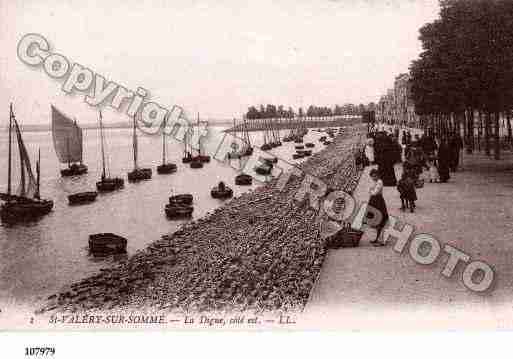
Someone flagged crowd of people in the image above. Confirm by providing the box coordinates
[361,125,464,246]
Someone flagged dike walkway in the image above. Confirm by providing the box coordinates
[303,150,513,330]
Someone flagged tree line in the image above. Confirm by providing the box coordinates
[409,0,513,159]
[245,103,374,120]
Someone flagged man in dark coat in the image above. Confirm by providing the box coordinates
[438,139,451,183]
[449,133,463,171]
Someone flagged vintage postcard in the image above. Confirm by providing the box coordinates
[1,0,513,356]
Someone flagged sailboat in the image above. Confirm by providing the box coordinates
[190,113,210,168]
[51,105,88,176]
[127,114,152,182]
[0,104,53,222]
[182,124,193,163]
[156,118,177,174]
[96,110,124,192]
[241,118,254,156]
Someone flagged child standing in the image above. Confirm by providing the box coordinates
[427,157,440,183]
[397,170,417,212]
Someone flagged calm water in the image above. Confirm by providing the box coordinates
[0,126,327,308]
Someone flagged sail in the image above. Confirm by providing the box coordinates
[51,105,83,164]
[13,117,37,198]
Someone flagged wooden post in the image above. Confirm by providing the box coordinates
[485,111,491,156]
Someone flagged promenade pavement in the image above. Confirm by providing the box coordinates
[303,150,513,329]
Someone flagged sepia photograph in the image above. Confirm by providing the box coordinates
[1,0,513,356]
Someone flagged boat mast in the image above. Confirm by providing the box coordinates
[132,114,138,169]
[35,148,40,199]
[197,112,201,155]
[162,118,166,165]
[66,137,71,168]
[7,104,12,197]
[99,110,106,180]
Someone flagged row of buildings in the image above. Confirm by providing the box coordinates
[375,73,420,128]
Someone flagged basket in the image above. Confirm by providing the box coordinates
[415,178,425,188]
[327,223,364,249]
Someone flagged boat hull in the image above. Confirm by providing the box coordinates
[96,178,124,192]
[235,174,252,186]
[89,233,127,255]
[190,160,203,169]
[68,191,98,205]
[211,186,233,199]
[169,194,193,206]
[127,168,152,182]
[157,163,177,174]
[61,163,88,177]
[165,204,194,219]
[0,199,53,222]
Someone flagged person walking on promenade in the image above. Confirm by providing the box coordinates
[368,169,389,246]
[364,137,375,165]
[437,138,451,183]
[397,170,417,212]
[379,139,398,186]
[449,132,463,171]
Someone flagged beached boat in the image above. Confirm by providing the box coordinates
[211,182,233,199]
[295,145,305,150]
[127,114,152,182]
[293,152,305,160]
[89,233,127,255]
[68,191,98,205]
[305,142,315,148]
[169,194,193,206]
[51,105,88,177]
[0,104,53,222]
[255,163,272,175]
[96,111,124,192]
[235,173,252,186]
[165,204,194,219]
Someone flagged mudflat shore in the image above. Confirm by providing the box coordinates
[39,124,367,315]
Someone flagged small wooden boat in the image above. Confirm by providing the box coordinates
[263,157,278,165]
[169,194,193,205]
[293,152,305,160]
[165,204,194,219]
[61,163,88,177]
[190,159,203,168]
[68,191,98,205]
[1,105,54,222]
[255,163,272,175]
[303,150,312,156]
[97,177,124,192]
[295,145,305,150]
[89,233,127,255]
[260,143,272,151]
[157,163,177,174]
[128,168,152,182]
[211,182,233,199]
[305,143,315,148]
[194,154,211,163]
[51,105,88,177]
[127,114,152,182]
[96,111,124,192]
[235,173,252,186]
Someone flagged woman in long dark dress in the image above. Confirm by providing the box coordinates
[368,169,389,246]
[379,142,398,186]
[438,139,451,183]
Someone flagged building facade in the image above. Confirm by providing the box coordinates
[376,73,419,127]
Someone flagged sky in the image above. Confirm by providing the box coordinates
[0,0,440,124]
